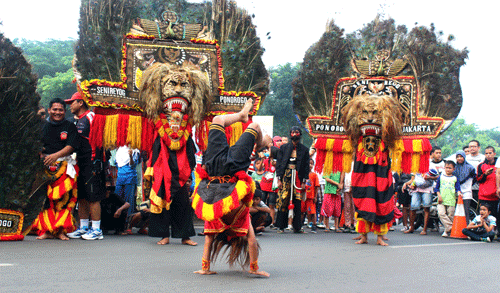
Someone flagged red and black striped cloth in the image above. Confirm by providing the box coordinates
[351,148,394,225]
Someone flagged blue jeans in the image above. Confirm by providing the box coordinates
[410,192,432,210]
[462,228,495,241]
[115,183,136,217]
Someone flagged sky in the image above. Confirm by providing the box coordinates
[0,0,498,129]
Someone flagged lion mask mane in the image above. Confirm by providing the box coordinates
[138,63,211,124]
[342,93,403,150]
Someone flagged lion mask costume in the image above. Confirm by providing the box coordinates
[341,92,404,232]
[139,63,212,128]
[342,92,403,153]
[138,62,212,214]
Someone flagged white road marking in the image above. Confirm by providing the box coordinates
[390,241,484,249]
[0,263,15,267]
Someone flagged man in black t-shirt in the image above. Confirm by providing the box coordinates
[65,92,106,241]
[33,98,80,240]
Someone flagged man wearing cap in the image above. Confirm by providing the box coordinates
[66,92,107,240]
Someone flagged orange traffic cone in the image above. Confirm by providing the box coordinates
[450,195,468,239]
[339,210,345,228]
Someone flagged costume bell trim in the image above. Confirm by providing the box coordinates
[191,166,255,222]
[314,137,431,175]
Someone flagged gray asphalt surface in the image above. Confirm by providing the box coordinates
[1,224,496,292]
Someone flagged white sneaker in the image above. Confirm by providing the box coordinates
[67,227,89,239]
[285,225,292,231]
[441,231,449,238]
[82,228,104,240]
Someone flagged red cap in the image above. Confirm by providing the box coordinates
[64,92,83,104]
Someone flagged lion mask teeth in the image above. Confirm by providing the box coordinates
[360,124,381,137]
[163,97,189,113]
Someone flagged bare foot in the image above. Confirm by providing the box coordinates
[355,234,368,244]
[249,270,270,277]
[404,229,414,234]
[420,230,427,235]
[255,135,273,153]
[55,231,69,241]
[377,236,389,246]
[157,237,169,245]
[194,270,217,275]
[352,235,362,240]
[382,235,389,241]
[182,238,198,246]
[240,98,254,122]
[36,232,54,240]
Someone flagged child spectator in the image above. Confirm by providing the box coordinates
[303,159,320,233]
[250,189,272,236]
[260,147,278,227]
[453,150,476,223]
[395,172,412,232]
[462,203,496,242]
[100,186,129,235]
[251,157,266,183]
[342,163,355,233]
[435,161,462,237]
[113,144,140,232]
[321,170,344,232]
[405,170,437,235]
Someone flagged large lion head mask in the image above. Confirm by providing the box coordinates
[138,63,211,125]
[342,93,403,151]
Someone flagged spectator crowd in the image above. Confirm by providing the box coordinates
[35,96,499,244]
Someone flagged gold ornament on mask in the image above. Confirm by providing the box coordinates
[362,135,381,157]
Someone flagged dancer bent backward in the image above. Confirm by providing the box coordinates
[192,99,270,277]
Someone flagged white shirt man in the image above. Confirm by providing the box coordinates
[466,140,485,194]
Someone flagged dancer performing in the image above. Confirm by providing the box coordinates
[139,63,208,246]
[192,99,270,277]
[275,126,310,233]
[342,93,403,246]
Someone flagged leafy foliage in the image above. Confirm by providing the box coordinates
[431,118,500,158]
[0,33,43,209]
[12,39,75,78]
[13,39,76,107]
[38,68,76,107]
[258,63,298,136]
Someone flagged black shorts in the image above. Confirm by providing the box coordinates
[398,190,411,207]
[77,161,106,202]
[203,124,257,176]
[264,191,278,206]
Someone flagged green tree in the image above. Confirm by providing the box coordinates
[13,39,75,78]
[37,68,76,107]
[431,118,500,158]
[14,39,76,107]
[257,63,311,145]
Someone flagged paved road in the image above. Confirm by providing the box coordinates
[1,225,495,292]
